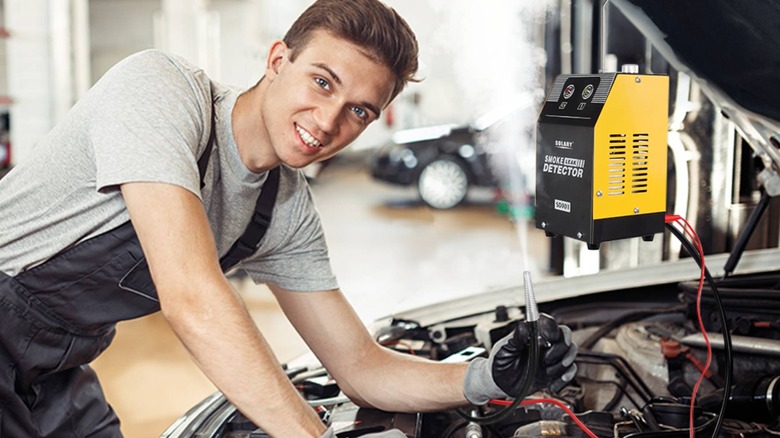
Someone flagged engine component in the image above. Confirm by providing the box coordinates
[699,375,780,423]
[328,404,420,437]
[474,305,519,351]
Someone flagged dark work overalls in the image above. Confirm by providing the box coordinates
[0,135,280,437]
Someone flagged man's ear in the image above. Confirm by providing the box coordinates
[265,40,288,80]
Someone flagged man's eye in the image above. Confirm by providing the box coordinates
[352,106,367,120]
[315,77,330,90]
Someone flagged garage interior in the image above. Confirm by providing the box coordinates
[3,0,780,437]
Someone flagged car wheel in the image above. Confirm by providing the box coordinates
[417,157,469,209]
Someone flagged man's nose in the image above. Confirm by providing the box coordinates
[315,101,341,135]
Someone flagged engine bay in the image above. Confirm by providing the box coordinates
[166,271,780,438]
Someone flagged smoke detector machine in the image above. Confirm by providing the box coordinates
[535,70,669,250]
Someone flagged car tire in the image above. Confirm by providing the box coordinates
[417,157,469,209]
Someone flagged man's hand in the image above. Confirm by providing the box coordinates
[463,314,577,405]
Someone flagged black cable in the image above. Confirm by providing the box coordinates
[602,377,630,413]
[456,320,540,425]
[485,424,503,437]
[576,376,643,410]
[722,187,771,279]
[665,223,732,438]
[621,412,718,437]
[579,305,687,350]
[576,351,655,402]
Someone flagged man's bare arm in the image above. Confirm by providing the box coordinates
[121,182,325,437]
[270,285,470,412]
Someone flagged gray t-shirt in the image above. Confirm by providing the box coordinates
[0,49,338,292]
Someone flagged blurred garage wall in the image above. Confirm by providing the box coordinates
[1,0,543,166]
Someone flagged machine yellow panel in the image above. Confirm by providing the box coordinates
[592,74,668,220]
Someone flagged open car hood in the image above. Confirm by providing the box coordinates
[614,0,780,122]
[612,0,780,190]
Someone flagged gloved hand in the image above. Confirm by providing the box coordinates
[320,426,407,437]
[463,314,577,405]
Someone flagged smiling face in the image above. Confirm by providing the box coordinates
[236,30,396,172]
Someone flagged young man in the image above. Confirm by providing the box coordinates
[0,0,576,436]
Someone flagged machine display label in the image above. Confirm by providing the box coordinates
[542,154,585,178]
[554,199,572,212]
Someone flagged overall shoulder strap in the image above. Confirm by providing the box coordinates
[197,101,216,188]
[219,166,281,272]
[197,139,214,188]
[197,89,281,272]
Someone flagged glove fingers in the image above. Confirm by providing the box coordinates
[513,320,530,344]
[549,363,578,394]
[560,324,572,345]
[548,378,566,394]
[490,333,514,356]
[544,344,577,379]
[548,363,577,394]
[543,325,572,364]
[561,341,577,367]
[537,315,562,344]
[561,363,578,382]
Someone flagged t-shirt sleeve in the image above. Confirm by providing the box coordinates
[87,50,211,197]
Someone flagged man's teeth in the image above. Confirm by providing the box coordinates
[296,125,322,148]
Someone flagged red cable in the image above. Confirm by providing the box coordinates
[684,352,713,378]
[489,398,599,438]
[666,215,712,438]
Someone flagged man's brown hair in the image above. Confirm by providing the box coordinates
[283,0,420,102]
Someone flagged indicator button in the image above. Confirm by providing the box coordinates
[563,84,576,99]
[582,84,594,99]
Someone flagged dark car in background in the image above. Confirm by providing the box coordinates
[369,95,538,210]
[369,121,498,209]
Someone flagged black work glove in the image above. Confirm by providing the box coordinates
[463,314,577,405]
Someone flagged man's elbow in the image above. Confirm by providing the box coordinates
[338,380,389,410]
[341,387,375,409]
[332,346,397,411]
[156,275,229,333]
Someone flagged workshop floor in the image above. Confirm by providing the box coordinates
[91,154,551,437]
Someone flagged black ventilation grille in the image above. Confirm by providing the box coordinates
[631,133,650,194]
[608,134,627,196]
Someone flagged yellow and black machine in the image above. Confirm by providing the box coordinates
[535,70,669,250]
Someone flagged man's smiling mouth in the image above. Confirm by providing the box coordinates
[295,124,323,148]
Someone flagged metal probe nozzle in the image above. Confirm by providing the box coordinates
[523,271,540,322]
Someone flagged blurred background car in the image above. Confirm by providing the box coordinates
[369,122,497,209]
[368,97,537,210]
